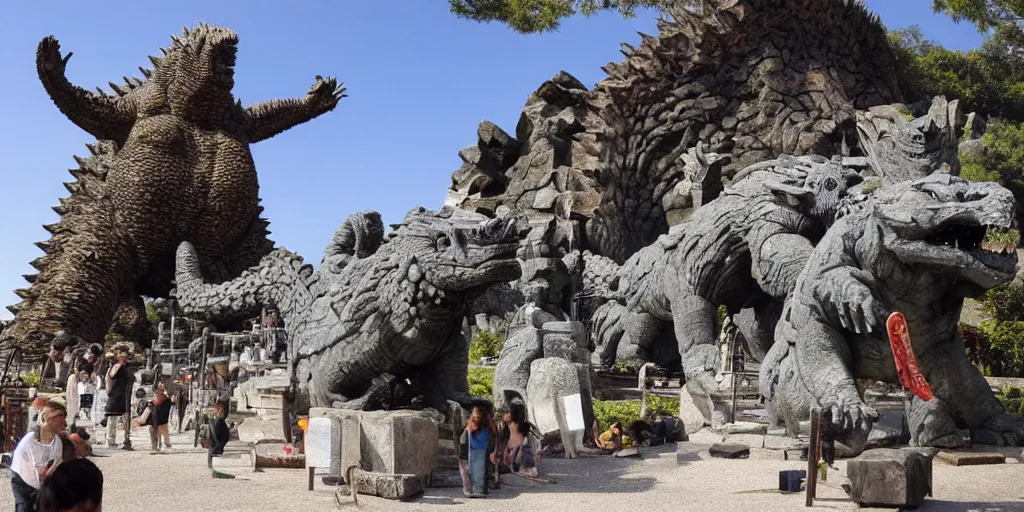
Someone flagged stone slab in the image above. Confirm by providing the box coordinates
[345,471,426,500]
[708,443,750,459]
[677,385,707,436]
[614,447,641,458]
[935,450,1006,466]
[848,448,931,508]
[309,408,441,478]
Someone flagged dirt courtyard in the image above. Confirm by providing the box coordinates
[2,429,1022,512]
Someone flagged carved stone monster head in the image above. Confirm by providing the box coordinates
[159,24,240,111]
[871,173,1019,290]
[390,206,525,298]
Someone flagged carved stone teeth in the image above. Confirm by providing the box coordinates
[404,280,416,295]
[408,306,417,317]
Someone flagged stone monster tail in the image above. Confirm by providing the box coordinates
[1,142,135,358]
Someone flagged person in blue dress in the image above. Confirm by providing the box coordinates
[458,405,497,498]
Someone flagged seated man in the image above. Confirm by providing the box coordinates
[37,458,103,512]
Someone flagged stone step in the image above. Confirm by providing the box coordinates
[429,469,463,488]
[438,444,455,456]
[438,438,455,451]
[437,454,459,468]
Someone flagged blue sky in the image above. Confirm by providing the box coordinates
[0,0,988,318]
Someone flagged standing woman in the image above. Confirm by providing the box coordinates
[10,400,66,512]
[458,405,497,498]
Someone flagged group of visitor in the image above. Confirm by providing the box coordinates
[458,399,539,498]
[10,398,104,512]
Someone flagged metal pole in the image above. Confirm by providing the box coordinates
[729,328,740,424]
[169,315,176,382]
[193,330,208,448]
[805,408,820,507]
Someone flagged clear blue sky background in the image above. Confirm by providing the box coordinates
[0,0,987,318]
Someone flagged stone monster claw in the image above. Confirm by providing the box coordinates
[886,312,934,402]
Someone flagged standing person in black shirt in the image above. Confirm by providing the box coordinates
[104,346,134,450]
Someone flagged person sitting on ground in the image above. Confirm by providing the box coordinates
[593,421,635,451]
[491,400,538,478]
[37,457,103,512]
[10,400,67,512]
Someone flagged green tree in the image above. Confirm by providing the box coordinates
[889,26,1024,120]
[449,0,670,33]
[960,118,1024,222]
[933,0,1024,47]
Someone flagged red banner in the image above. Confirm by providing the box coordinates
[886,312,934,401]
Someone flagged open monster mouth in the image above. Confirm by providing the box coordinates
[212,45,237,77]
[924,224,1019,271]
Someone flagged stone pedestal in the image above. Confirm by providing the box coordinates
[307,408,443,499]
[847,448,932,508]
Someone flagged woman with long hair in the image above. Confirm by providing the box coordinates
[458,405,497,498]
[491,399,539,477]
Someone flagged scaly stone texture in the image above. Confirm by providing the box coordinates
[448,0,901,268]
[588,156,861,421]
[761,173,1024,455]
[2,24,345,360]
[173,207,524,414]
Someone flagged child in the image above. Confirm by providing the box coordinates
[491,400,538,477]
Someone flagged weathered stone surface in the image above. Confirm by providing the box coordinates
[526,357,593,453]
[590,155,861,425]
[3,24,348,359]
[761,174,1024,454]
[346,471,425,501]
[935,450,1007,466]
[708,443,750,459]
[847,448,931,508]
[309,408,442,478]
[677,385,708,436]
[252,441,305,469]
[175,208,524,413]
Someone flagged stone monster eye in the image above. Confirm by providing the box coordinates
[436,235,451,251]
[823,178,838,192]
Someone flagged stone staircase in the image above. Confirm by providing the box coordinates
[429,407,463,488]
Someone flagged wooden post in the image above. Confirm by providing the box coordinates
[729,331,740,424]
[307,466,316,491]
[806,408,820,507]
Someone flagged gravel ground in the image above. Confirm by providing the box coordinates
[2,430,1023,512]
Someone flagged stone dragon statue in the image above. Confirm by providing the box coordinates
[761,173,1024,453]
[1,24,345,359]
[589,155,862,418]
[173,207,524,414]
[448,0,904,265]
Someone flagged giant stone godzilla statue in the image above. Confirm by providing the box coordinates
[589,156,861,419]
[761,174,1024,453]
[173,207,524,414]
[1,24,345,359]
